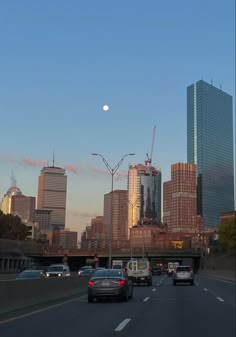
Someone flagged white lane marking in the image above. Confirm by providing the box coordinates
[114,318,131,332]
[143,297,150,302]
[0,295,85,325]
[156,284,160,286]
[217,297,224,302]
[152,288,156,291]
[203,288,208,291]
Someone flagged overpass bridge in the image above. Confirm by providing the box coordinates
[40,247,202,272]
[0,238,202,273]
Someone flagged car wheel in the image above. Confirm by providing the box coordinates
[148,281,152,286]
[88,296,94,303]
[123,290,129,302]
[191,280,194,286]
[173,281,176,286]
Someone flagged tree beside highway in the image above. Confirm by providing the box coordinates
[0,210,30,240]
[218,215,236,252]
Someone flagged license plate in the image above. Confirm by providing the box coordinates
[102,281,109,286]
[141,277,145,280]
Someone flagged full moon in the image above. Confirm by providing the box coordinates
[103,105,109,111]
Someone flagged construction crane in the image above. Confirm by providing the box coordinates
[145,125,156,166]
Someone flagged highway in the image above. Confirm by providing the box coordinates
[0,274,235,337]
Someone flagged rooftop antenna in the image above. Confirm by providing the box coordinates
[220,84,222,90]
[52,151,55,167]
[211,79,213,85]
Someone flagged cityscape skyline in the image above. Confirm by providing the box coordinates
[0,1,235,235]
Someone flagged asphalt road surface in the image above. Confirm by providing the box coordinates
[0,274,235,337]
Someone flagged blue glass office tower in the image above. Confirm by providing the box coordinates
[187,80,234,228]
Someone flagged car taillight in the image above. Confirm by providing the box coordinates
[88,280,94,286]
[125,268,128,273]
[118,280,125,285]
[148,269,151,273]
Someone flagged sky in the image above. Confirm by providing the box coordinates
[0,0,235,237]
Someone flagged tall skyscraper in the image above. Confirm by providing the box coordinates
[104,190,128,241]
[163,163,198,232]
[127,163,162,230]
[187,80,234,228]
[37,166,67,229]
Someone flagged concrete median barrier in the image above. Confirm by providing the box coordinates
[0,276,90,315]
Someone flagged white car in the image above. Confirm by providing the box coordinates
[173,265,194,285]
[46,264,70,277]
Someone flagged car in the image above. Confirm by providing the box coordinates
[16,269,46,280]
[78,266,93,275]
[78,268,95,276]
[152,267,162,275]
[173,265,194,285]
[87,268,133,303]
[46,264,70,277]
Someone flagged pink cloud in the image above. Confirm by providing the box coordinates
[64,165,80,174]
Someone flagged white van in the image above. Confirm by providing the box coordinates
[126,259,152,286]
[168,262,179,276]
[46,264,70,277]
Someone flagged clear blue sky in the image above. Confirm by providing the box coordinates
[0,0,235,236]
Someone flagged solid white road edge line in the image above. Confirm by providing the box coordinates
[114,318,131,332]
[203,288,208,291]
[0,295,85,325]
[152,288,156,291]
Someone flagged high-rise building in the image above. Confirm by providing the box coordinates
[52,229,78,249]
[11,195,36,223]
[91,216,104,239]
[163,163,198,232]
[1,186,22,214]
[187,80,234,228]
[37,166,67,229]
[104,190,128,241]
[127,164,162,230]
[34,209,52,231]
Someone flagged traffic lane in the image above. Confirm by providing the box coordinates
[0,281,157,337]
[195,274,236,307]
[118,275,235,337]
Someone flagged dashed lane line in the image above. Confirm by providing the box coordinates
[152,288,156,291]
[114,319,131,332]
[143,297,150,302]
[217,297,224,302]
[203,288,208,291]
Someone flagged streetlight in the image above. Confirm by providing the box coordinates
[91,152,135,268]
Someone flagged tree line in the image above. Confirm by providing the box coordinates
[217,215,236,252]
[0,210,30,240]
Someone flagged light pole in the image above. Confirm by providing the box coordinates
[91,152,135,268]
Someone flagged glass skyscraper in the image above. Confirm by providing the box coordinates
[187,80,234,228]
[127,163,162,230]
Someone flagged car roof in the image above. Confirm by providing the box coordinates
[21,269,44,272]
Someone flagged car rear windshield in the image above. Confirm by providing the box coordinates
[176,266,191,272]
[93,270,123,278]
[48,266,64,272]
[127,261,148,270]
